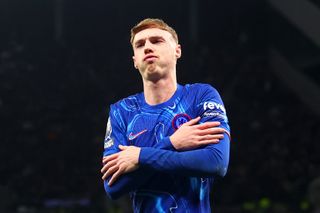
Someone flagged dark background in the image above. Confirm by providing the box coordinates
[0,0,320,212]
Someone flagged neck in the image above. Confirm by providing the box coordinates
[143,77,177,105]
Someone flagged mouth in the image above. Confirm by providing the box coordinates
[143,55,158,61]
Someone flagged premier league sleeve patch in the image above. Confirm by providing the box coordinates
[172,113,191,130]
[104,117,114,149]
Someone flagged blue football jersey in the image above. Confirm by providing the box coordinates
[103,83,230,213]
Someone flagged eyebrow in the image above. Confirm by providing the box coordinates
[134,36,165,47]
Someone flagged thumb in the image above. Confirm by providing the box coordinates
[118,145,127,150]
[184,116,201,126]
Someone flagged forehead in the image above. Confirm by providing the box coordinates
[133,28,173,43]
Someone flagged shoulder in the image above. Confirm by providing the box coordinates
[183,83,220,97]
[110,93,142,113]
[184,83,218,91]
[108,93,142,129]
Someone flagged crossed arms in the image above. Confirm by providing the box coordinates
[101,116,230,199]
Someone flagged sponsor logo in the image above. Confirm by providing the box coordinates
[203,112,221,117]
[172,113,191,130]
[203,101,226,113]
[203,112,227,120]
[128,129,148,140]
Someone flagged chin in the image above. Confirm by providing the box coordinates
[141,64,165,81]
[146,71,163,82]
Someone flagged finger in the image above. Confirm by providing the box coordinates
[210,127,226,134]
[106,159,118,169]
[199,139,220,145]
[101,159,117,173]
[199,128,225,136]
[103,154,117,164]
[101,164,107,174]
[101,162,114,176]
[102,153,118,164]
[102,165,118,180]
[105,165,119,179]
[209,134,224,139]
[214,134,224,139]
[197,121,221,130]
[102,157,108,164]
[102,171,109,180]
[200,134,223,141]
[118,145,127,151]
[183,116,201,126]
[108,167,124,186]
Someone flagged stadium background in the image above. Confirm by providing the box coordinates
[0,0,319,212]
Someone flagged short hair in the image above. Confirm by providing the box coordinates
[130,18,179,45]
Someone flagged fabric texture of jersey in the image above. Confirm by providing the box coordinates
[103,83,230,213]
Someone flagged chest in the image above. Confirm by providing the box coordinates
[125,106,195,147]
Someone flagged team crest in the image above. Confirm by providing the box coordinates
[172,113,191,130]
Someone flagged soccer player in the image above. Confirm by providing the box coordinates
[101,18,231,212]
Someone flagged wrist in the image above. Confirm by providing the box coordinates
[135,147,141,164]
[169,135,179,150]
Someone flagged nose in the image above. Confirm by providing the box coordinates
[144,48,153,54]
[144,41,153,54]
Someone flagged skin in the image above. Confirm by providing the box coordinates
[101,28,225,186]
[132,28,180,105]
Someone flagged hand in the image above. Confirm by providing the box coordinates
[101,145,140,186]
[170,117,225,151]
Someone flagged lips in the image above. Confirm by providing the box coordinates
[143,55,158,61]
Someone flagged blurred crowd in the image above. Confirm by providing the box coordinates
[1,17,320,213]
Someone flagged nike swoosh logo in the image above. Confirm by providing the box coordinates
[128,129,147,140]
[168,102,176,109]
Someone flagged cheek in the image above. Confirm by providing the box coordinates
[160,48,174,58]
[134,54,142,64]
[165,51,176,61]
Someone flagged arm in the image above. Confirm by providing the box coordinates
[103,116,223,199]
[139,131,229,177]
[104,84,230,191]
[102,106,155,199]
[102,105,189,199]
[140,84,231,177]
[103,118,229,198]
[103,84,230,193]
[103,137,173,200]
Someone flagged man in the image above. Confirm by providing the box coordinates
[101,18,230,212]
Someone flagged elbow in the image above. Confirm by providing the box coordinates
[208,151,229,178]
[215,165,228,177]
[207,159,229,178]
[210,134,230,178]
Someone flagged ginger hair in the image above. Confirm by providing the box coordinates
[130,18,179,45]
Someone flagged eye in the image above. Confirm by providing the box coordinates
[135,43,144,48]
[152,39,163,44]
[135,41,145,48]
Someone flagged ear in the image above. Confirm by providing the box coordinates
[132,56,138,69]
[175,44,182,59]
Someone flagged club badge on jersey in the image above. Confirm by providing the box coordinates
[172,113,191,130]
